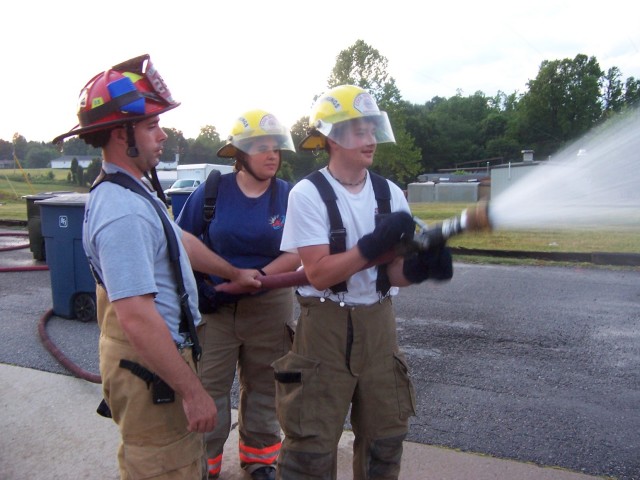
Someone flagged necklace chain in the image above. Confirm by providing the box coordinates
[327,167,367,187]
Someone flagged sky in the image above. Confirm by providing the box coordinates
[1,0,639,145]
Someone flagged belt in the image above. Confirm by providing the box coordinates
[300,293,391,309]
[175,339,194,351]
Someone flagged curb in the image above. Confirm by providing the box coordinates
[0,219,27,227]
[450,247,640,266]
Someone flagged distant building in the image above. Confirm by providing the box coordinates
[157,159,178,170]
[490,150,543,198]
[411,172,490,203]
[0,159,14,169]
[51,155,100,169]
[50,155,177,171]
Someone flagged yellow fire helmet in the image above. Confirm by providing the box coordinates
[217,109,295,158]
[299,85,396,151]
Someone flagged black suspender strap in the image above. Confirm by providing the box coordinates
[94,172,202,363]
[306,170,392,295]
[307,171,348,293]
[369,172,392,295]
[370,172,391,213]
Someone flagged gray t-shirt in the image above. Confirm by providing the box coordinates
[83,163,201,343]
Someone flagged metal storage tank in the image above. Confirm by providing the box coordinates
[407,182,435,203]
[435,182,479,202]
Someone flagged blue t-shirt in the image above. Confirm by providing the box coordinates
[177,172,292,288]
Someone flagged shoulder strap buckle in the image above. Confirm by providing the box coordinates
[202,169,222,223]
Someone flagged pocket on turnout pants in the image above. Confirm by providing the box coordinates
[272,351,322,439]
[393,352,417,420]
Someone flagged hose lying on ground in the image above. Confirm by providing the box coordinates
[0,232,48,270]
[0,265,48,272]
[37,308,101,384]
[0,231,30,252]
[2,233,98,382]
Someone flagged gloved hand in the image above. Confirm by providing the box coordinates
[402,246,453,283]
[357,211,415,261]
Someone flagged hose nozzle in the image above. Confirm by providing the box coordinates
[463,200,492,232]
[412,201,492,251]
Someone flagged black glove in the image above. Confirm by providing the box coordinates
[403,246,453,283]
[357,211,415,261]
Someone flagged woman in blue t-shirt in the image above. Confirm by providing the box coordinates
[176,110,300,480]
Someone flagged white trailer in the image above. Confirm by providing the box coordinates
[176,163,234,183]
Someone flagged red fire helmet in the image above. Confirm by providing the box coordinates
[53,54,179,144]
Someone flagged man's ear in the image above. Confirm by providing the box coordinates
[325,136,337,154]
[111,126,127,143]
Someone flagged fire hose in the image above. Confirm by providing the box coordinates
[0,232,49,271]
[216,201,492,295]
[38,308,102,384]
[0,231,29,251]
[1,231,99,381]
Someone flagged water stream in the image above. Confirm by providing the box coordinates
[488,107,640,230]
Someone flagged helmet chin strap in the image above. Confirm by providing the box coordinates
[125,123,139,158]
[236,156,278,217]
[238,156,278,182]
[125,122,168,205]
[238,158,262,181]
[145,168,169,206]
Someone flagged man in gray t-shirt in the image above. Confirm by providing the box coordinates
[53,54,261,479]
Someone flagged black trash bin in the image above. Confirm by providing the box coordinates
[37,193,96,322]
[23,191,73,261]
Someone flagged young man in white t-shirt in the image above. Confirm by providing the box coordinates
[275,84,453,479]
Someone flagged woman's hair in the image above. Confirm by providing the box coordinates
[233,148,248,171]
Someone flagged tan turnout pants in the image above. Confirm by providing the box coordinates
[200,288,294,477]
[97,287,205,480]
[273,295,416,480]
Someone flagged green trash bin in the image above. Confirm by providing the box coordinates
[23,191,73,261]
[37,193,96,322]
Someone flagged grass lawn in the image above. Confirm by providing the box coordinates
[0,168,89,220]
[2,169,639,257]
[411,202,640,254]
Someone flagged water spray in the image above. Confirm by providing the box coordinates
[412,200,492,251]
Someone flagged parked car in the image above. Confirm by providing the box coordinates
[163,179,201,204]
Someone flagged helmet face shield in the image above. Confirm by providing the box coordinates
[112,54,177,106]
[234,134,295,156]
[321,112,395,150]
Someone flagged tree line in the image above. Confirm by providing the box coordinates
[2,40,638,188]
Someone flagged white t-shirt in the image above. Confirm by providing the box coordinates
[281,167,410,306]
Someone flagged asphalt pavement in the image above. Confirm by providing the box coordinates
[0,227,618,479]
[1,362,603,480]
